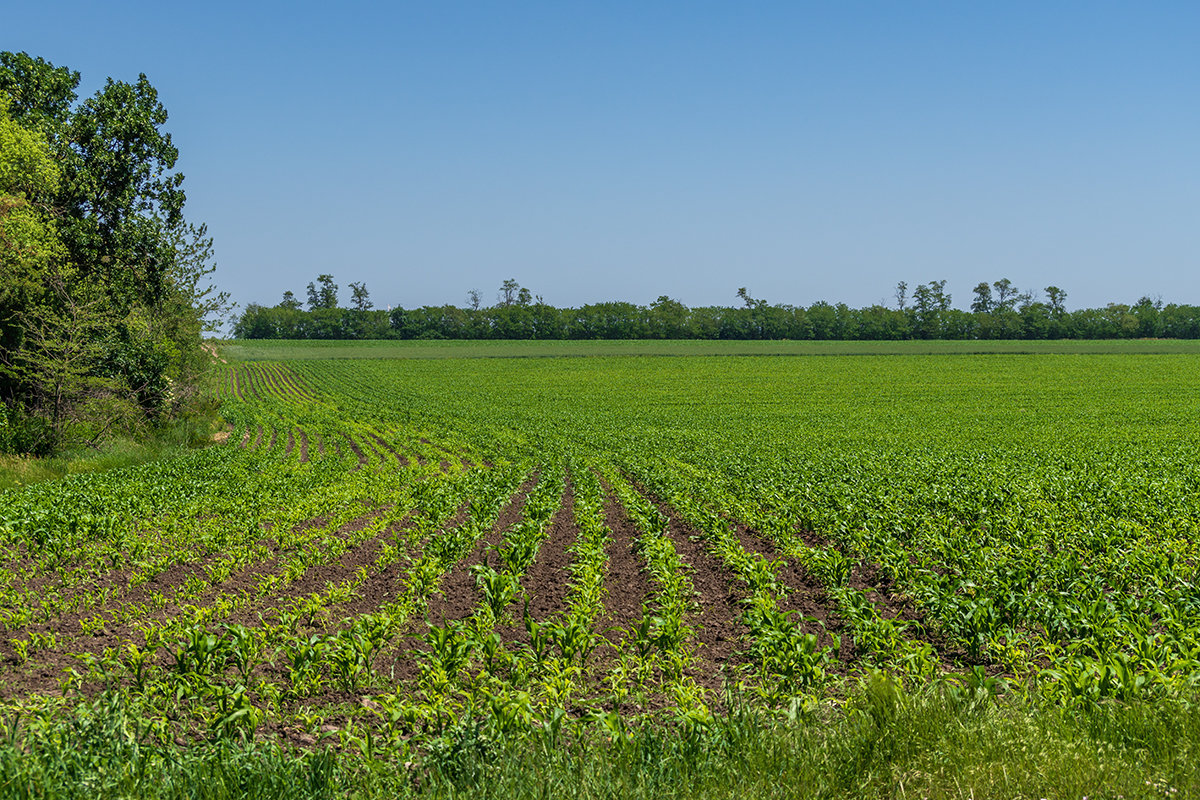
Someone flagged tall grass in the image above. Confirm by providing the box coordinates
[0,417,220,491]
[4,683,1198,799]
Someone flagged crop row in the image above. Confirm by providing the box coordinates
[5,353,1199,748]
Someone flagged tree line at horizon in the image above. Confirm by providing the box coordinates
[0,52,224,454]
[233,276,1200,341]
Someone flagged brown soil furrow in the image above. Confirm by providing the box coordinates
[242,368,262,401]
[401,437,430,467]
[0,658,75,699]
[253,368,274,401]
[794,525,834,550]
[363,439,388,468]
[8,547,122,596]
[491,480,578,652]
[322,528,424,622]
[275,368,312,400]
[121,552,226,608]
[419,438,459,470]
[300,510,484,692]
[736,522,952,666]
[285,429,296,457]
[252,366,276,397]
[76,506,363,628]
[224,510,400,628]
[732,523,845,658]
[846,562,925,625]
[250,369,266,401]
[263,366,291,400]
[514,480,575,622]
[298,430,310,463]
[6,542,211,637]
[272,369,298,398]
[650,501,752,693]
[367,431,409,467]
[844,561,963,667]
[594,493,655,649]
[237,367,254,399]
[424,476,537,627]
[8,507,390,682]
[343,435,368,470]
[269,365,299,400]
[366,501,484,684]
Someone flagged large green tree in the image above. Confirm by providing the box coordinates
[0,93,69,385]
[0,52,223,452]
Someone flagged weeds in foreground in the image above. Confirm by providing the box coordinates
[3,681,1200,799]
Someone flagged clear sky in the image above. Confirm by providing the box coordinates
[6,2,1199,315]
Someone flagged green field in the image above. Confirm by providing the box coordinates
[3,341,1200,797]
[219,336,1200,361]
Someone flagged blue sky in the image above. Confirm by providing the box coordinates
[6,2,1199,314]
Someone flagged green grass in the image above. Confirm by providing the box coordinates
[216,337,1200,362]
[8,342,1200,797]
[0,419,223,491]
[5,684,1199,799]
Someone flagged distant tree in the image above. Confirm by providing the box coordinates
[1019,301,1053,340]
[1161,304,1200,338]
[1045,286,1067,316]
[992,278,1017,312]
[498,279,520,307]
[1131,296,1163,338]
[529,299,563,339]
[278,290,302,310]
[233,274,1200,344]
[306,274,337,310]
[734,287,769,337]
[349,281,372,312]
[806,301,838,340]
[911,280,951,339]
[971,282,993,314]
[649,295,688,339]
[857,304,909,340]
[232,303,270,339]
[491,300,534,338]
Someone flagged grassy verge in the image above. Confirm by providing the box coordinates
[0,418,222,491]
[4,681,1198,799]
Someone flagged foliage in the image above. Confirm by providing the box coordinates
[0,52,225,453]
[4,340,1200,794]
[233,275,1200,342]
